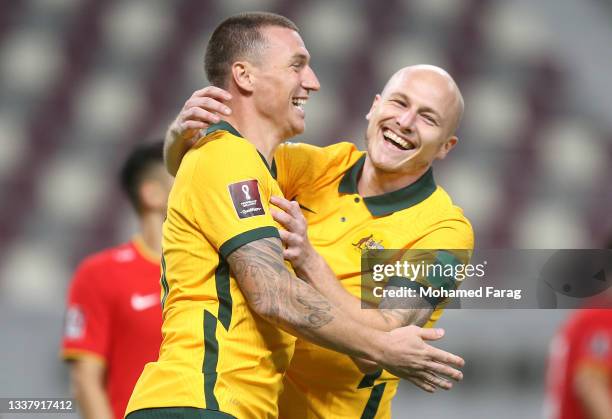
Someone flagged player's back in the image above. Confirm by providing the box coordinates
[126,123,295,419]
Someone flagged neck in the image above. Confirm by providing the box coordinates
[358,156,430,197]
[138,211,164,256]
[223,100,285,165]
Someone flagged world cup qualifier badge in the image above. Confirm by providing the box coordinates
[228,180,265,219]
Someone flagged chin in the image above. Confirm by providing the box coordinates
[289,122,305,137]
[370,156,401,173]
[374,162,402,174]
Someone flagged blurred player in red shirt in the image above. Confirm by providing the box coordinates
[545,239,612,419]
[61,141,172,419]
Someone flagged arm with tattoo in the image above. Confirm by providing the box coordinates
[294,252,434,332]
[271,196,434,332]
[228,238,463,391]
[227,237,464,392]
[228,237,370,351]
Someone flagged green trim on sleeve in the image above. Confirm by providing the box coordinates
[218,226,280,259]
[429,250,462,290]
[386,276,442,307]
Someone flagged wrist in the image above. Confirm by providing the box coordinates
[361,329,388,364]
[295,250,323,283]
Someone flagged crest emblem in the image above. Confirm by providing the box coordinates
[352,234,384,251]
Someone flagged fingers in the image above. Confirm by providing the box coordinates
[278,229,303,260]
[418,327,445,341]
[170,87,233,142]
[407,376,436,393]
[178,120,207,131]
[271,197,307,242]
[270,196,302,218]
[423,360,463,382]
[416,371,453,390]
[271,208,294,231]
[193,86,232,102]
[178,108,223,127]
[184,96,232,117]
[418,327,465,370]
[279,230,301,251]
[425,345,465,369]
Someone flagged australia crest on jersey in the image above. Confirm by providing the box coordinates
[352,234,385,251]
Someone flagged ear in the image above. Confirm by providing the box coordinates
[436,136,458,160]
[231,61,255,93]
[139,180,166,212]
[365,94,381,120]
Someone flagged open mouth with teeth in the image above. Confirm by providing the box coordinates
[382,128,415,151]
[292,97,306,111]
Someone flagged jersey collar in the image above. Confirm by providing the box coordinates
[206,120,242,138]
[338,155,437,216]
[132,235,160,265]
[206,121,277,179]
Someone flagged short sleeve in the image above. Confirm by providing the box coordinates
[407,219,474,288]
[61,260,111,362]
[274,142,364,198]
[380,219,474,322]
[188,140,280,259]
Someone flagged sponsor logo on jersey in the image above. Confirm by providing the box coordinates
[131,293,160,311]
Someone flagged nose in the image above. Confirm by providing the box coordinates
[302,65,321,93]
[396,109,416,133]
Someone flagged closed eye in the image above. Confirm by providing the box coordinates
[421,114,438,126]
[291,61,306,71]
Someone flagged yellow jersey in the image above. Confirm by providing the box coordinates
[126,122,295,419]
[274,142,474,419]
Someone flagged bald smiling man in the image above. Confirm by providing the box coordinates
[165,64,473,419]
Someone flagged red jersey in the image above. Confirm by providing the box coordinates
[62,237,163,419]
[545,307,612,419]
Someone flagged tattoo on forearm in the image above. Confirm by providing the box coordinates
[228,238,334,329]
[378,286,434,328]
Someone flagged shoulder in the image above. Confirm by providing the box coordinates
[426,187,473,230]
[72,242,135,285]
[190,134,264,172]
[571,309,612,330]
[276,141,361,158]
